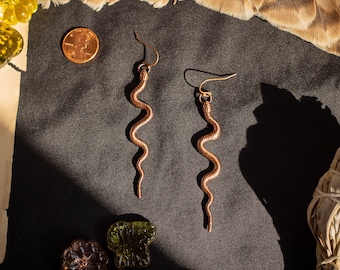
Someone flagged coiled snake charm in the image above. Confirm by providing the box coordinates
[129,30,159,198]
[196,73,236,232]
[197,98,221,232]
[129,65,154,198]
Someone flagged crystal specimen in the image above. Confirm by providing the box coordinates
[107,221,156,268]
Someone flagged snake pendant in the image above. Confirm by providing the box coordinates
[128,31,159,198]
[129,65,154,198]
[196,73,236,231]
[197,100,221,232]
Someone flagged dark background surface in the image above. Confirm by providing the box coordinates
[1,0,340,269]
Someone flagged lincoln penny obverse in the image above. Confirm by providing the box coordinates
[62,28,99,64]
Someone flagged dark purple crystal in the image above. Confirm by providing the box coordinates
[61,239,108,270]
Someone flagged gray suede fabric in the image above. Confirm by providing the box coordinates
[1,0,340,269]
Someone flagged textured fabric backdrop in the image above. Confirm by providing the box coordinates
[1,0,340,269]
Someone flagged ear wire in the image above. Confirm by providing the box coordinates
[133,30,159,69]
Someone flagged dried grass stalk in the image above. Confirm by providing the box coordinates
[307,147,340,270]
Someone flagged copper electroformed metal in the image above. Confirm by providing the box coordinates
[197,74,236,232]
[62,27,99,64]
[129,30,159,198]
[197,99,221,233]
[129,64,154,199]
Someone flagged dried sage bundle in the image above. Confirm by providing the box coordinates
[308,147,340,270]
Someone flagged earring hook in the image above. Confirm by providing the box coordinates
[134,30,160,69]
[198,73,237,102]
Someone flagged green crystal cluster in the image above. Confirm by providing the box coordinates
[0,22,23,68]
[107,221,156,268]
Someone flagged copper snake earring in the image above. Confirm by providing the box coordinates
[196,73,236,232]
[128,31,159,199]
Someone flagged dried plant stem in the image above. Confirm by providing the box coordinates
[308,148,340,270]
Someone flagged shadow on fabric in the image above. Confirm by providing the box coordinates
[239,83,340,270]
[0,136,188,270]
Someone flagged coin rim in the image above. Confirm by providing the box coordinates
[62,27,99,64]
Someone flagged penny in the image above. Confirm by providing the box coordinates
[62,28,99,64]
